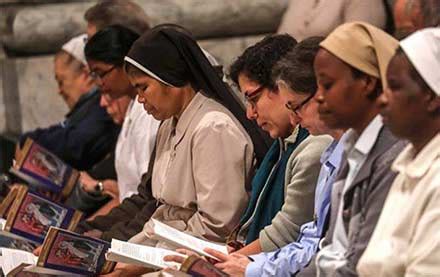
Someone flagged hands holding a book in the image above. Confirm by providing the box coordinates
[100,262,154,277]
[164,248,251,277]
[33,245,42,256]
[205,248,251,277]
[164,248,200,264]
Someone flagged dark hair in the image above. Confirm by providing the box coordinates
[85,25,139,66]
[84,0,150,35]
[395,47,432,93]
[229,34,297,90]
[348,66,383,100]
[272,36,324,95]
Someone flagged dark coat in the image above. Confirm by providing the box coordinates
[75,147,158,242]
[297,126,407,277]
[19,88,120,171]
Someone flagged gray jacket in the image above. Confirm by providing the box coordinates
[298,126,407,277]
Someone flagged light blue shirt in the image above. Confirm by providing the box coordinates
[245,138,345,277]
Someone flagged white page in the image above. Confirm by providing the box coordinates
[151,219,228,259]
[0,218,6,230]
[0,248,37,275]
[106,239,183,269]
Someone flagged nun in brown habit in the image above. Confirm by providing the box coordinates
[104,25,268,275]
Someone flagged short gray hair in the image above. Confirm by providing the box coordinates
[272,36,324,95]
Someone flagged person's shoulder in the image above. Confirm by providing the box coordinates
[288,135,333,170]
[294,134,333,155]
[195,97,240,129]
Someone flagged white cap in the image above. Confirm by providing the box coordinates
[61,34,88,66]
[400,27,440,96]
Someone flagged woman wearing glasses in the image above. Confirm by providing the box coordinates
[73,25,160,218]
[166,35,334,276]
[217,35,332,257]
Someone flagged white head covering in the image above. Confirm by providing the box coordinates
[61,34,88,66]
[400,27,440,96]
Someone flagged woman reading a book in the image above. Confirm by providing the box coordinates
[102,24,266,276]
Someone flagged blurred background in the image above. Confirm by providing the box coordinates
[0,0,289,172]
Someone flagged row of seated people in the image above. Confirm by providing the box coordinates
[9,1,439,276]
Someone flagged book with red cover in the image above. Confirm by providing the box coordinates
[1,186,83,244]
[10,138,78,198]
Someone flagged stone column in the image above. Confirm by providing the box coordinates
[1,0,287,54]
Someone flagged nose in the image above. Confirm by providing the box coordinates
[314,87,324,104]
[378,88,389,109]
[246,104,257,120]
[137,94,145,104]
[99,94,108,108]
[57,85,64,96]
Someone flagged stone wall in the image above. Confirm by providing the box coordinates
[0,0,287,135]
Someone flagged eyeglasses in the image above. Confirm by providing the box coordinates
[90,66,115,81]
[285,94,315,115]
[244,86,265,108]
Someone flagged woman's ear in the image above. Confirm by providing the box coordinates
[362,75,380,100]
[426,94,440,114]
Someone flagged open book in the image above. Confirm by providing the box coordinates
[10,138,79,198]
[150,219,228,260]
[106,239,185,270]
[0,248,39,276]
[1,227,114,276]
[0,186,83,244]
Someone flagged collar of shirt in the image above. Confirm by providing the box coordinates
[282,125,300,151]
[321,133,346,169]
[172,92,207,144]
[343,115,384,157]
[392,133,440,180]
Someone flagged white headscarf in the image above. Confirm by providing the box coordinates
[61,34,88,66]
[400,27,440,96]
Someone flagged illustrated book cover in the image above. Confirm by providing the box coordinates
[10,138,78,198]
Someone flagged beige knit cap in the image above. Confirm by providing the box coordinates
[320,21,399,89]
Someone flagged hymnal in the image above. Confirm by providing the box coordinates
[150,219,228,260]
[106,239,184,270]
[10,138,78,198]
[2,227,114,276]
[0,185,23,219]
[1,186,83,244]
[0,233,37,253]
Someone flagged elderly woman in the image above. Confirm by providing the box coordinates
[107,25,262,276]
